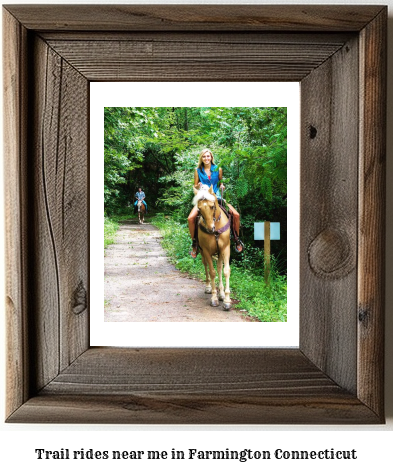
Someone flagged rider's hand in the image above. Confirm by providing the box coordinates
[220,184,225,190]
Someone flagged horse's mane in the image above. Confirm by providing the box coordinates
[192,185,216,206]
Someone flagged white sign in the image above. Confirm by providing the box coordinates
[254,222,281,240]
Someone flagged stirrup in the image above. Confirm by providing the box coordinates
[190,240,198,258]
[234,238,244,253]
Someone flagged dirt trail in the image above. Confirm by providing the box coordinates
[104,218,253,322]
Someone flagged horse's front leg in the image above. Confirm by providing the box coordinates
[222,246,231,311]
[217,254,225,301]
[201,253,212,294]
[205,254,218,307]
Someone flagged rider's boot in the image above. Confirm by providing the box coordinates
[190,239,198,258]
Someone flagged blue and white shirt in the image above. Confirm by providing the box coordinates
[135,191,145,200]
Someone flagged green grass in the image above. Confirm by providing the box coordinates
[104,209,156,250]
[104,216,119,248]
[104,209,141,248]
[151,214,287,322]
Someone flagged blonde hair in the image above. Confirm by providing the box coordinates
[197,148,215,169]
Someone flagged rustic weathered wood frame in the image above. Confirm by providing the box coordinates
[3,5,386,423]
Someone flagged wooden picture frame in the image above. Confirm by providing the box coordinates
[3,5,386,424]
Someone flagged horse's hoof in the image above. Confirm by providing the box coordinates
[222,303,231,311]
[210,299,219,307]
[205,287,212,294]
[218,293,225,301]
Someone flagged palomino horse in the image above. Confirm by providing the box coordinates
[193,185,231,310]
[137,201,146,224]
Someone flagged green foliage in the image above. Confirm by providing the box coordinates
[104,106,288,271]
[104,216,119,249]
[151,214,287,322]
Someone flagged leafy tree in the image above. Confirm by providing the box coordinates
[104,106,288,272]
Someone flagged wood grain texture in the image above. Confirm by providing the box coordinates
[3,5,386,424]
[9,392,379,425]
[44,348,339,395]
[7,348,379,424]
[3,9,29,417]
[358,9,387,418]
[46,38,347,82]
[31,36,90,386]
[300,36,359,394]
[40,31,354,44]
[3,5,384,32]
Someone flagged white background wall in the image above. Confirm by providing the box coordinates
[1,0,392,472]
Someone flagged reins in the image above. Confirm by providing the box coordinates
[221,185,230,217]
[198,200,231,255]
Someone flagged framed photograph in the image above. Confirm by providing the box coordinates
[4,5,386,424]
[90,83,300,347]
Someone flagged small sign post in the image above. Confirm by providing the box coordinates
[254,222,280,286]
[264,221,271,285]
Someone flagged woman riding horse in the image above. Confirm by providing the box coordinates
[187,148,243,257]
[193,184,232,309]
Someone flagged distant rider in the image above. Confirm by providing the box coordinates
[134,187,147,214]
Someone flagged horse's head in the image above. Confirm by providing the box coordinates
[193,185,218,232]
[137,201,142,210]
